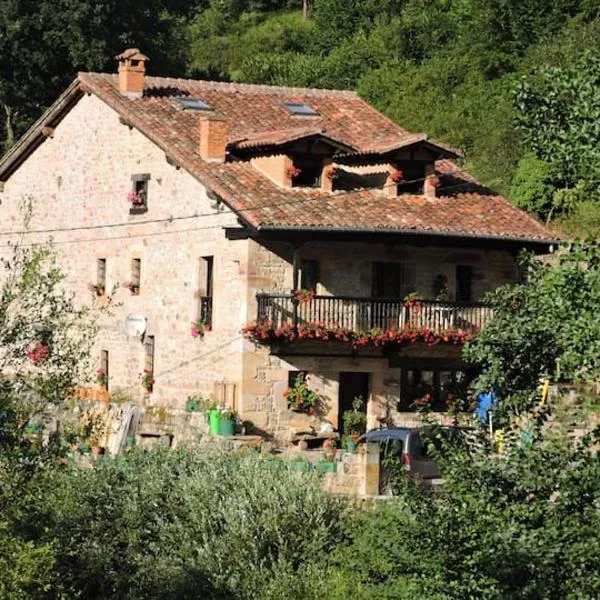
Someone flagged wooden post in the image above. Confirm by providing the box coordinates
[292,244,301,328]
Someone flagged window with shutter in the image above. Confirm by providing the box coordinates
[456,265,473,302]
[96,259,106,295]
[144,335,155,393]
[198,256,213,328]
[131,258,141,294]
[100,350,109,391]
[300,259,319,291]
[371,262,405,298]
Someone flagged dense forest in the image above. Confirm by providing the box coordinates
[1,0,599,230]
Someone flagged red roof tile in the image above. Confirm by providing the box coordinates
[1,71,558,245]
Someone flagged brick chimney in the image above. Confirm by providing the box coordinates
[115,48,148,98]
[199,116,228,163]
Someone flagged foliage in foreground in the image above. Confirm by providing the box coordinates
[0,447,344,599]
[3,424,600,600]
[330,419,600,600]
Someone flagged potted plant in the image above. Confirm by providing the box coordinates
[286,164,302,179]
[218,408,237,437]
[403,291,423,312]
[390,169,405,184]
[283,373,319,414]
[191,319,208,338]
[96,367,108,389]
[141,369,154,393]
[121,280,140,295]
[87,282,105,296]
[127,190,145,206]
[292,288,316,304]
[342,396,367,452]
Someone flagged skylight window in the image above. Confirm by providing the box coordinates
[284,102,319,116]
[174,98,213,111]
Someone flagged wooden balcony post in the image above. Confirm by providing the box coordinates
[292,244,301,328]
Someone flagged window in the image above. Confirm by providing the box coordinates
[130,258,141,295]
[173,97,213,112]
[284,102,319,117]
[130,174,150,214]
[395,163,426,195]
[291,156,323,188]
[372,262,405,298]
[100,350,109,391]
[96,258,106,295]
[198,256,213,328]
[144,335,155,393]
[400,368,474,412]
[456,265,473,302]
[300,259,319,292]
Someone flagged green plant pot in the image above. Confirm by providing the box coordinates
[218,418,235,437]
[346,439,358,453]
[209,408,220,436]
[317,461,337,473]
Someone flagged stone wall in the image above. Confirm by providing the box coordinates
[0,93,247,409]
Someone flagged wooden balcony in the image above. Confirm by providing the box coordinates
[256,294,492,334]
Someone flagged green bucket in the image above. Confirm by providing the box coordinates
[209,409,220,436]
[218,417,235,437]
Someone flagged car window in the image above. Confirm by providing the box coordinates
[410,434,430,457]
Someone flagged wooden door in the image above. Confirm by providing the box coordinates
[338,372,370,432]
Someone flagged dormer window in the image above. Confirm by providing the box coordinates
[284,102,319,117]
[173,97,213,112]
[290,156,322,188]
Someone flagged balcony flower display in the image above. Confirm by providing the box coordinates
[243,320,475,349]
[87,282,105,296]
[121,280,140,295]
[403,291,423,311]
[26,341,50,365]
[127,190,145,206]
[283,372,319,414]
[390,169,405,184]
[286,165,302,179]
[292,288,316,304]
[191,319,208,338]
[96,367,108,388]
[141,369,155,392]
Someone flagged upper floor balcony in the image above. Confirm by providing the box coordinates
[252,293,492,348]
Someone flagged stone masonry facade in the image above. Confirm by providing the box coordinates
[0,91,523,442]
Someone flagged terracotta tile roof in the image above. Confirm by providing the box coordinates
[231,126,353,151]
[2,72,558,245]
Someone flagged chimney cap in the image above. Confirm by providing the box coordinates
[115,48,149,62]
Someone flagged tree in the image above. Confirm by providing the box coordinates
[513,52,600,219]
[0,245,99,465]
[464,240,600,410]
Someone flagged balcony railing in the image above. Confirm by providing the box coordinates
[256,294,492,334]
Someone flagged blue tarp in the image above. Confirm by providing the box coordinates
[475,392,497,425]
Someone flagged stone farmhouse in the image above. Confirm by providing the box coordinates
[0,49,557,441]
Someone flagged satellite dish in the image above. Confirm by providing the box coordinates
[124,313,147,339]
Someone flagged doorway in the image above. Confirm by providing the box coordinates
[338,372,370,432]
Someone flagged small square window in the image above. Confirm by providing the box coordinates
[96,258,106,296]
[129,174,150,214]
[127,258,141,295]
